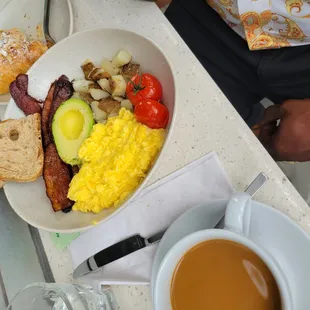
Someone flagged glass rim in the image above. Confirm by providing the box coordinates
[6,282,74,310]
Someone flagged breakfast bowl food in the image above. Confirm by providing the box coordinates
[4,28,176,232]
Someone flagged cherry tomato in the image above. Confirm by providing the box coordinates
[126,73,163,106]
[134,99,169,129]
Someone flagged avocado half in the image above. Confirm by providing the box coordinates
[52,98,94,165]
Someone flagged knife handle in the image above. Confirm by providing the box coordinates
[94,235,146,268]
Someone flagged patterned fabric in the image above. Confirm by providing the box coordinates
[206,0,310,50]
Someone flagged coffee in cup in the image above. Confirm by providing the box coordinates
[170,239,282,310]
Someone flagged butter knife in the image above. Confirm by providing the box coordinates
[73,231,165,279]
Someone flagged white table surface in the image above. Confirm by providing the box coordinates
[2,0,310,309]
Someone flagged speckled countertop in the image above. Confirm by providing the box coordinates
[3,0,310,309]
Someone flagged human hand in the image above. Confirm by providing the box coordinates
[253,99,310,162]
[155,0,172,8]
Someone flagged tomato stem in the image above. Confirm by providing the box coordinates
[130,73,145,95]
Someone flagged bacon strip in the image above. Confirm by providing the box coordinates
[41,83,55,147]
[48,75,74,142]
[49,75,74,119]
[43,143,74,212]
[41,75,74,212]
[15,74,28,92]
[9,74,42,115]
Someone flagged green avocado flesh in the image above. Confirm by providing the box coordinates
[52,98,94,165]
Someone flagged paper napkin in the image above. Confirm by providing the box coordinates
[69,151,233,285]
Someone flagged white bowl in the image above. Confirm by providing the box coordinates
[4,28,177,232]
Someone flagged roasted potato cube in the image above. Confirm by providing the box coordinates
[101,59,120,76]
[91,101,108,123]
[120,63,140,82]
[98,78,112,93]
[121,99,133,112]
[110,75,126,97]
[89,68,111,81]
[98,98,121,114]
[112,96,125,102]
[89,88,110,100]
[81,59,96,80]
[73,92,94,105]
[72,79,94,93]
[112,50,132,68]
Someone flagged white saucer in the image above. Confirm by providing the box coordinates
[0,0,73,105]
[151,199,310,309]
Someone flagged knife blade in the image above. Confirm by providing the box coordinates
[73,230,165,279]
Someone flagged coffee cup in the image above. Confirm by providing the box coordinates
[153,192,293,310]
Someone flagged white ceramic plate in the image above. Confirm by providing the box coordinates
[151,199,310,310]
[0,0,73,104]
[4,28,177,232]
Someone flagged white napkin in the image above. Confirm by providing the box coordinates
[69,151,233,285]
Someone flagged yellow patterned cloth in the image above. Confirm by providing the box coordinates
[206,0,309,50]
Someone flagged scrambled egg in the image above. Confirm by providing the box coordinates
[68,108,165,213]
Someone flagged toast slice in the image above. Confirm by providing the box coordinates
[0,113,44,187]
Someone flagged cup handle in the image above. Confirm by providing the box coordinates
[224,192,252,237]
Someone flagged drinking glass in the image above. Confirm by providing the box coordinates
[6,283,118,310]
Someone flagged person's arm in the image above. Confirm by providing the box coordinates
[155,0,172,8]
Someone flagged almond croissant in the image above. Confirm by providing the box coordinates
[0,28,47,95]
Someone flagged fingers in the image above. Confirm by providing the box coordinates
[256,101,310,161]
[253,104,284,159]
[155,0,172,8]
[253,105,280,154]
[257,121,277,151]
[259,104,284,126]
[252,125,260,137]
